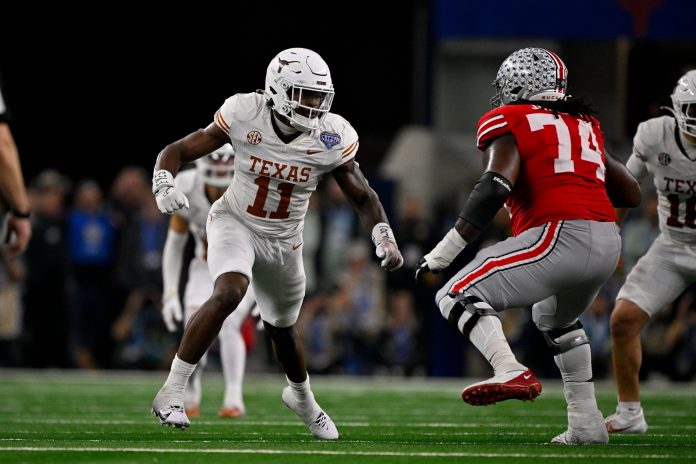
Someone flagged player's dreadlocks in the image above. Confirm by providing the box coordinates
[516,95,597,121]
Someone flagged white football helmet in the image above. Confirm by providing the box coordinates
[196,144,235,188]
[264,47,335,131]
[671,70,696,137]
[491,47,568,108]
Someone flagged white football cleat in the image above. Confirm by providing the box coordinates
[152,388,190,430]
[605,407,648,434]
[551,410,609,445]
[282,386,339,440]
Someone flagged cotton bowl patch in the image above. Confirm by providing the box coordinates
[320,131,341,149]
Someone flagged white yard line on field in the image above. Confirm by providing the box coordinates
[4,418,696,430]
[0,446,693,460]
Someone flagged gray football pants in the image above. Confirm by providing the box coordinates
[436,220,621,331]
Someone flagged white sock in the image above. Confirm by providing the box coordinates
[164,355,197,396]
[469,317,525,374]
[220,319,246,408]
[564,382,598,412]
[287,375,316,404]
[618,401,642,415]
[184,366,202,408]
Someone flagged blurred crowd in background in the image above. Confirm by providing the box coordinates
[1,0,695,384]
[1,163,694,382]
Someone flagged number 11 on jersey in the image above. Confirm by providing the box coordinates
[246,176,295,219]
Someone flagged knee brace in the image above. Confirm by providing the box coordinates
[439,293,499,337]
[542,321,589,355]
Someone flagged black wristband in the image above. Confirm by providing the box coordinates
[11,208,31,219]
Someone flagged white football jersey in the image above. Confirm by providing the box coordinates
[174,169,212,260]
[214,92,359,239]
[626,116,696,245]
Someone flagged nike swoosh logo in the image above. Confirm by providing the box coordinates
[606,423,631,433]
[292,242,302,250]
[306,150,323,155]
[523,374,531,380]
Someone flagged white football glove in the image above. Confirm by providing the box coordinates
[161,293,183,332]
[416,228,468,281]
[371,222,404,271]
[153,169,189,214]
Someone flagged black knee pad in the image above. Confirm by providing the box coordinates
[542,321,589,355]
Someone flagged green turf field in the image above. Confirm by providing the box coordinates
[0,370,694,463]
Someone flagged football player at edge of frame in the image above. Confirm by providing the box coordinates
[150,47,403,439]
[416,47,641,444]
[0,71,31,257]
[605,69,696,435]
[161,144,258,419]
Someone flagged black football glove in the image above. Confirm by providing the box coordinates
[414,256,440,282]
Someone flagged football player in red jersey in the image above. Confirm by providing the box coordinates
[416,48,640,444]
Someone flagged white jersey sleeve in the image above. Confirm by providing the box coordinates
[215,93,264,136]
[626,122,650,181]
[322,113,359,170]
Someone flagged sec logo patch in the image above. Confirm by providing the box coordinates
[658,152,671,166]
[247,131,262,145]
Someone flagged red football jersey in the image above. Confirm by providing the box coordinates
[476,104,616,236]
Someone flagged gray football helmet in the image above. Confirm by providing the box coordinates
[671,70,696,137]
[491,47,568,108]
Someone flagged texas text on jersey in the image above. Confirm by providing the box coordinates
[477,104,616,236]
[214,92,359,239]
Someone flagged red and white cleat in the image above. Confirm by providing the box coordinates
[461,369,542,406]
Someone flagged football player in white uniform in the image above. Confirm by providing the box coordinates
[150,47,403,439]
[161,144,257,419]
[605,70,696,434]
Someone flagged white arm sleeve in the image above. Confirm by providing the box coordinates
[162,228,188,295]
[626,152,648,181]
